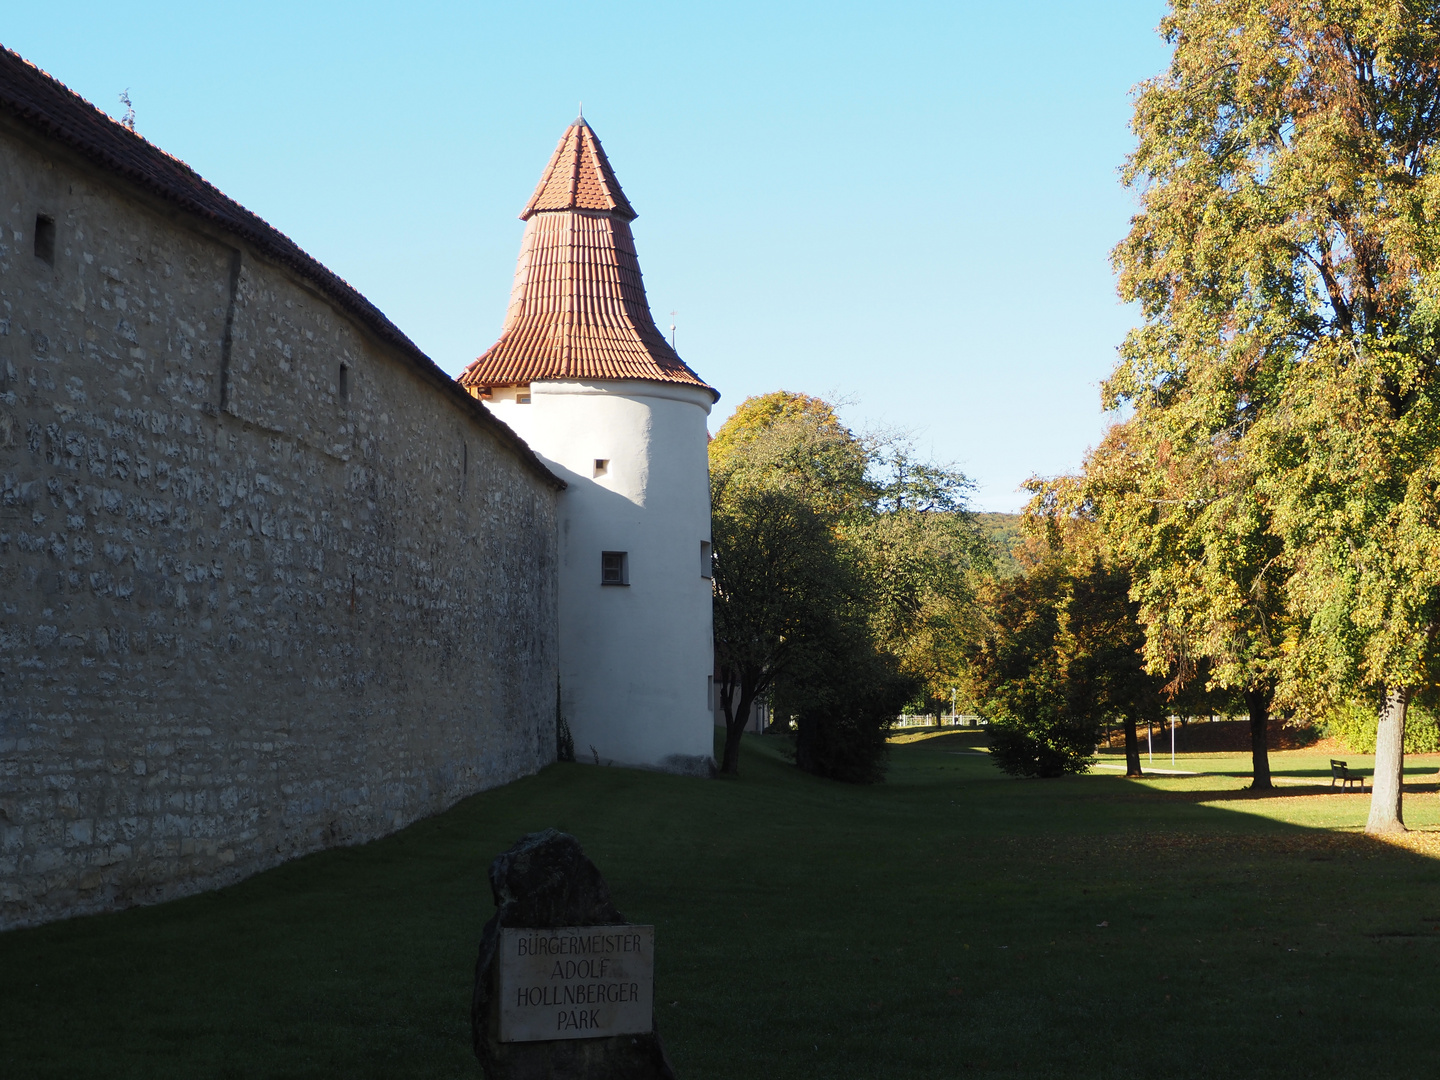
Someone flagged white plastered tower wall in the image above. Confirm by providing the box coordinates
[461,117,720,774]
[488,381,715,771]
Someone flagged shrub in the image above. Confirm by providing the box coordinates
[983,681,1100,779]
[791,642,918,784]
[1325,700,1440,754]
[965,556,1136,779]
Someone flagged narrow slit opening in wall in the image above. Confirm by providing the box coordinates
[593,458,608,477]
[34,214,55,265]
[701,540,713,578]
[339,363,350,401]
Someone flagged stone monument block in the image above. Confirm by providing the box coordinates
[472,830,675,1079]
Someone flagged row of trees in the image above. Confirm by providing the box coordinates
[709,6,1440,830]
[709,392,986,780]
[997,0,1440,835]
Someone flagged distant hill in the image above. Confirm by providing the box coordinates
[974,512,1024,577]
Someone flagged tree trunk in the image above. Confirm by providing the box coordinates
[720,683,756,776]
[1365,686,1409,835]
[1244,687,1272,791]
[1123,713,1143,777]
[717,665,738,775]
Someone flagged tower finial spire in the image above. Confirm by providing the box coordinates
[577,101,584,124]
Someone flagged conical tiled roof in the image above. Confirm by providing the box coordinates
[521,118,636,221]
[460,120,716,399]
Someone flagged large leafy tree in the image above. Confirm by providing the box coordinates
[1111,0,1440,832]
[710,393,872,775]
[968,560,1089,778]
[709,392,973,777]
[710,481,848,775]
[1068,420,1289,789]
[850,441,987,714]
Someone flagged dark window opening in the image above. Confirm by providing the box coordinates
[601,551,628,586]
[338,363,350,401]
[594,458,609,477]
[516,390,532,405]
[34,215,55,266]
[701,540,713,578]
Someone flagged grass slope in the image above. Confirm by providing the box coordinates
[4,733,1440,1079]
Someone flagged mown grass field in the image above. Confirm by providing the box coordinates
[3,731,1440,1079]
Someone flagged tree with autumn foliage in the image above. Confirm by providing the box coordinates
[1110,0,1440,832]
[967,503,1168,778]
[710,478,854,775]
[710,393,894,778]
[1055,419,1290,789]
[849,439,989,714]
[709,392,982,779]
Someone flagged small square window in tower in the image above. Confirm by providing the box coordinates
[700,541,712,578]
[593,459,609,477]
[601,551,628,586]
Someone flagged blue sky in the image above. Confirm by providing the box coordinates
[6,1,1171,512]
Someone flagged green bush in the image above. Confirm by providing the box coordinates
[1325,700,1440,754]
[790,641,918,784]
[984,688,1100,779]
[966,556,1145,780]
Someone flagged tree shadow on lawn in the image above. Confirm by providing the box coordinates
[1120,777,1440,803]
[4,737,1440,1080]
[897,736,1440,853]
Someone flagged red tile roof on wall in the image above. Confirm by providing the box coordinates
[460,120,717,400]
[0,44,564,490]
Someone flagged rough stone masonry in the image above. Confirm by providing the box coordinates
[0,58,564,930]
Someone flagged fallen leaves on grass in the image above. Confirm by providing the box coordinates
[995,829,1411,862]
[1366,828,1440,858]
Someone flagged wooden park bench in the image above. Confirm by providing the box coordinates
[1330,759,1368,791]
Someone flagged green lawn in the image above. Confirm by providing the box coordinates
[4,732,1440,1079]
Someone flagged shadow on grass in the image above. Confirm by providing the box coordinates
[1112,780,1440,804]
[2,732,1439,1080]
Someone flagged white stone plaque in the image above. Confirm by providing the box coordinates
[497,925,655,1043]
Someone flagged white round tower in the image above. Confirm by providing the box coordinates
[462,119,718,775]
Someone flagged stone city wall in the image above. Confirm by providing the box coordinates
[0,120,561,929]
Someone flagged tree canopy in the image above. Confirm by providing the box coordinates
[709,392,982,778]
[967,506,1167,778]
[1108,0,1440,831]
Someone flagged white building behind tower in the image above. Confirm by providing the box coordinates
[461,118,718,774]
